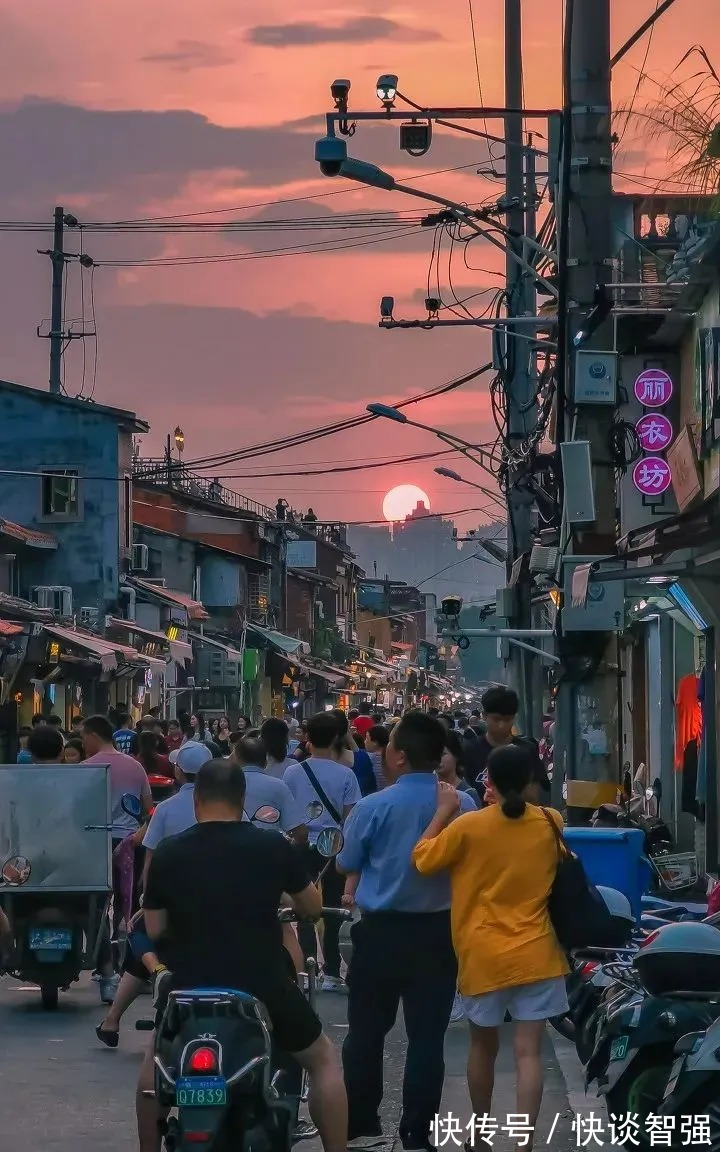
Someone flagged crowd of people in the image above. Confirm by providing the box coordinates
[7,688,565,1152]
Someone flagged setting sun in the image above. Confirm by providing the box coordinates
[382,484,431,523]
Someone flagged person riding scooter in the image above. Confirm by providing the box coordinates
[136,757,347,1152]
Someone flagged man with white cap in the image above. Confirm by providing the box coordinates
[141,741,213,883]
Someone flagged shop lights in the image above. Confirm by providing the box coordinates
[668,584,708,632]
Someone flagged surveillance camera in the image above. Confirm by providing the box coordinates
[314,135,348,177]
[380,296,394,318]
[331,79,351,104]
[376,74,398,105]
[441,594,463,617]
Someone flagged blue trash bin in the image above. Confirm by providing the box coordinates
[563,827,653,922]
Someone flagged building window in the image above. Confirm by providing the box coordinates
[41,470,80,519]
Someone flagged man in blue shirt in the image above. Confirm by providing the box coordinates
[337,712,475,1152]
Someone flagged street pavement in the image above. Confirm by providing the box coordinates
[0,974,588,1151]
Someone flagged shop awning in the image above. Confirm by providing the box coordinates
[0,519,57,550]
[44,625,136,672]
[0,620,24,637]
[105,616,192,666]
[128,577,208,621]
[0,591,54,622]
[247,623,308,656]
[188,632,243,662]
[312,665,347,687]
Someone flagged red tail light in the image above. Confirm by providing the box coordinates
[581,962,598,978]
[188,1047,218,1074]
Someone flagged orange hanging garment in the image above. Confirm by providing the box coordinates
[674,674,702,770]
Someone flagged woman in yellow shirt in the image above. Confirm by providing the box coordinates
[412,744,568,1146]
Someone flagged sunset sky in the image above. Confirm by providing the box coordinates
[0,0,711,525]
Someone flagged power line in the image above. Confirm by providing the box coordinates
[616,0,660,147]
[94,225,421,268]
[151,362,495,473]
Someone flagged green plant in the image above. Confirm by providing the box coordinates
[643,46,720,200]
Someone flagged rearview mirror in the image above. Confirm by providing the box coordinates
[253,805,280,824]
[1,855,31,886]
[316,828,344,858]
[121,793,142,820]
[306,801,324,819]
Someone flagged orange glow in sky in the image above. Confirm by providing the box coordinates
[0,0,714,523]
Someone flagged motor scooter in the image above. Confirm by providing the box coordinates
[136,825,352,1152]
[0,762,129,1009]
[587,921,720,1147]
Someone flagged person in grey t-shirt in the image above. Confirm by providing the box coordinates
[231,736,307,842]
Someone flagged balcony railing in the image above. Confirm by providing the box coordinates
[133,458,274,520]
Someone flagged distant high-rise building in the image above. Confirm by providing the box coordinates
[348,502,505,608]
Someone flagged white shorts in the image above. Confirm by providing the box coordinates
[460,976,568,1027]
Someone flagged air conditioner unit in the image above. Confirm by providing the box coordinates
[131,543,149,572]
[79,606,99,627]
[32,586,73,616]
[256,524,268,541]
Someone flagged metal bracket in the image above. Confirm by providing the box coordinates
[571,106,610,115]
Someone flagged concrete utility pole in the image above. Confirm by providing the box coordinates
[503,0,537,735]
[554,0,619,820]
[49,206,65,395]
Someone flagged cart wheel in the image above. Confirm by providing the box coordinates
[40,984,59,1010]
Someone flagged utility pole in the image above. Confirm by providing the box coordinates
[503,0,537,735]
[49,206,65,395]
[554,0,618,820]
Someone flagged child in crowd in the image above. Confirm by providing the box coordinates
[364,724,389,790]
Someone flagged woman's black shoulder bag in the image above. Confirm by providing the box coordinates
[540,808,618,950]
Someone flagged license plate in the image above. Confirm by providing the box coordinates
[610,1035,629,1062]
[176,1077,227,1107]
[28,927,72,950]
[663,1056,684,1101]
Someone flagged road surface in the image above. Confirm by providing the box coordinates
[0,974,582,1150]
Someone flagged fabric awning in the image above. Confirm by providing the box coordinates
[44,625,138,672]
[247,623,308,655]
[168,639,193,665]
[0,620,23,637]
[312,665,347,687]
[106,616,191,665]
[128,577,208,621]
[0,519,57,550]
[188,632,243,662]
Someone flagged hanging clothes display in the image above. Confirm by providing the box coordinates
[675,672,702,770]
[696,666,707,823]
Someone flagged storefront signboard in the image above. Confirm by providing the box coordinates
[635,413,673,453]
[634,368,674,407]
[667,425,703,512]
[632,456,672,497]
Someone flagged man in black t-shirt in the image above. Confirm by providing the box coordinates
[137,758,347,1152]
[469,686,550,800]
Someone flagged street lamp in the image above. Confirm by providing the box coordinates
[434,466,505,514]
[319,155,557,293]
[366,403,499,483]
[173,426,185,457]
